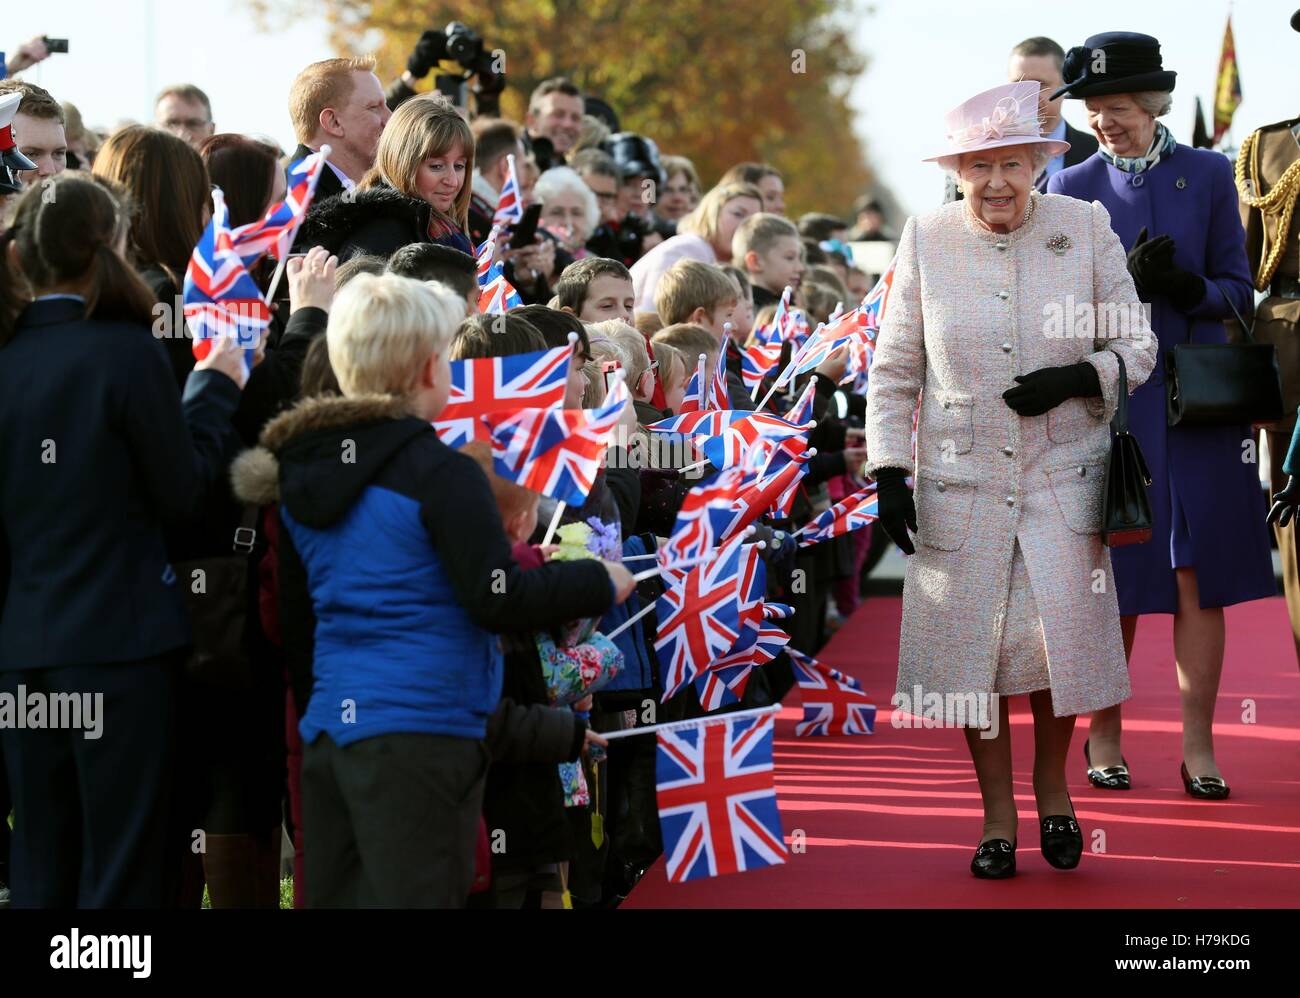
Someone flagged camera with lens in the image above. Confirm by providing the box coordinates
[412,22,506,116]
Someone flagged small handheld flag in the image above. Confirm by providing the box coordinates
[493,154,524,227]
[790,649,876,737]
[183,187,270,381]
[655,710,787,882]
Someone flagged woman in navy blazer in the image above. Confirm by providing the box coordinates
[0,175,249,906]
[1048,33,1273,800]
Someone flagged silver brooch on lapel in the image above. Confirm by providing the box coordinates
[1046,232,1071,256]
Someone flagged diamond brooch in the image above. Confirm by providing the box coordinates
[1047,232,1071,256]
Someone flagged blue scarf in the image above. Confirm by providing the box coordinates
[1099,121,1176,174]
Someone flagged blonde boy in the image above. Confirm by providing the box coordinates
[653,259,737,341]
[245,272,631,909]
[732,212,805,300]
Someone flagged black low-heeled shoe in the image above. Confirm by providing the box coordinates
[1083,738,1131,790]
[1040,810,1083,870]
[970,838,1017,879]
[1181,762,1230,800]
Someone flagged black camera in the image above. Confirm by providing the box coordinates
[419,22,505,116]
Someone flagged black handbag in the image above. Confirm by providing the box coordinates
[1103,354,1154,547]
[172,506,260,689]
[1165,296,1284,426]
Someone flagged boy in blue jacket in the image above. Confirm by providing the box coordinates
[232,274,634,907]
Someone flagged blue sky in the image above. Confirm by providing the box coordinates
[6,0,1296,218]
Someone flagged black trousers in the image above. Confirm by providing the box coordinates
[0,655,178,907]
[301,731,487,908]
[0,740,10,886]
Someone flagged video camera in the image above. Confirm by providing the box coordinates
[417,22,505,116]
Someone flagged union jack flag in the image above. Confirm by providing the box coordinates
[708,348,731,411]
[740,287,793,392]
[676,352,710,415]
[475,226,501,281]
[695,410,810,471]
[787,307,812,352]
[659,465,745,575]
[695,621,784,709]
[792,304,880,379]
[718,441,813,539]
[183,187,269,379]
[693,550,769,709]
[647,408,743,438]
[493,154,524,227]
[233,150,328,262]
[859,256,897,328]
[763,602,794,620]
[478,259,524,315]
[741,331,783,393]
[844,257,897,395]
[759,435,812,519]
[795,484,880,548]
[790,649,876,737]
[655,533,749,700]
[656,712,787,881]
[433,343,572,448]
[484,376,629,506]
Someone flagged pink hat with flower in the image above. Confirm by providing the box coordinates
[923,80,1070,165]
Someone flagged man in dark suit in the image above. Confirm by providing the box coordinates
[1009,36,1099,190]
[286,56,393,197]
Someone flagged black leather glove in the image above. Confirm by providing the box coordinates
[406,30,442,78]
[1002,362,1101,417]
[1126,226,1206,312]
[1125,226,1168,300]
[1267,476,1300,527]
[874,467,916,556]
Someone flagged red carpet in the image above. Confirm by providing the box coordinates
[624,596,1300,908]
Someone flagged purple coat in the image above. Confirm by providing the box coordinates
[1049,145,1275,614]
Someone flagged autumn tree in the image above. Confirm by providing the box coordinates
[251,0,880,218]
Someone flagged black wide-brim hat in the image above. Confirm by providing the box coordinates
[1050,31,1177,101]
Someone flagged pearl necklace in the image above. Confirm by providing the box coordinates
[964,191,1036,235]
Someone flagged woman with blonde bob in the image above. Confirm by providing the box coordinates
[630,181,762,313]
[297,93,475,261]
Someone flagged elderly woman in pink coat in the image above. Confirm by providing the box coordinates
[865,81,1158,879]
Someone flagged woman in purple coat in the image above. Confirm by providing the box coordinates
[1048,32,1274,800]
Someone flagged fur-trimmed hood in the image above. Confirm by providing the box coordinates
[231,393,425,527]
[294,183,432,258]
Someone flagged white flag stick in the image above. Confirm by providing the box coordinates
[265,145,332,305]
[603,598,656,641]
[541,500,566,547]
[601,703,782,741]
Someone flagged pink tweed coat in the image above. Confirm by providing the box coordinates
[865,191,1158,722]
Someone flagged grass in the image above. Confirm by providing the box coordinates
[201,879,295,909]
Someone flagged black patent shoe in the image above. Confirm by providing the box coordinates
[1181,762,1230,800]
[1040,811,1083,870]
[1083,738,1131,790]
[971,838,1017,879]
